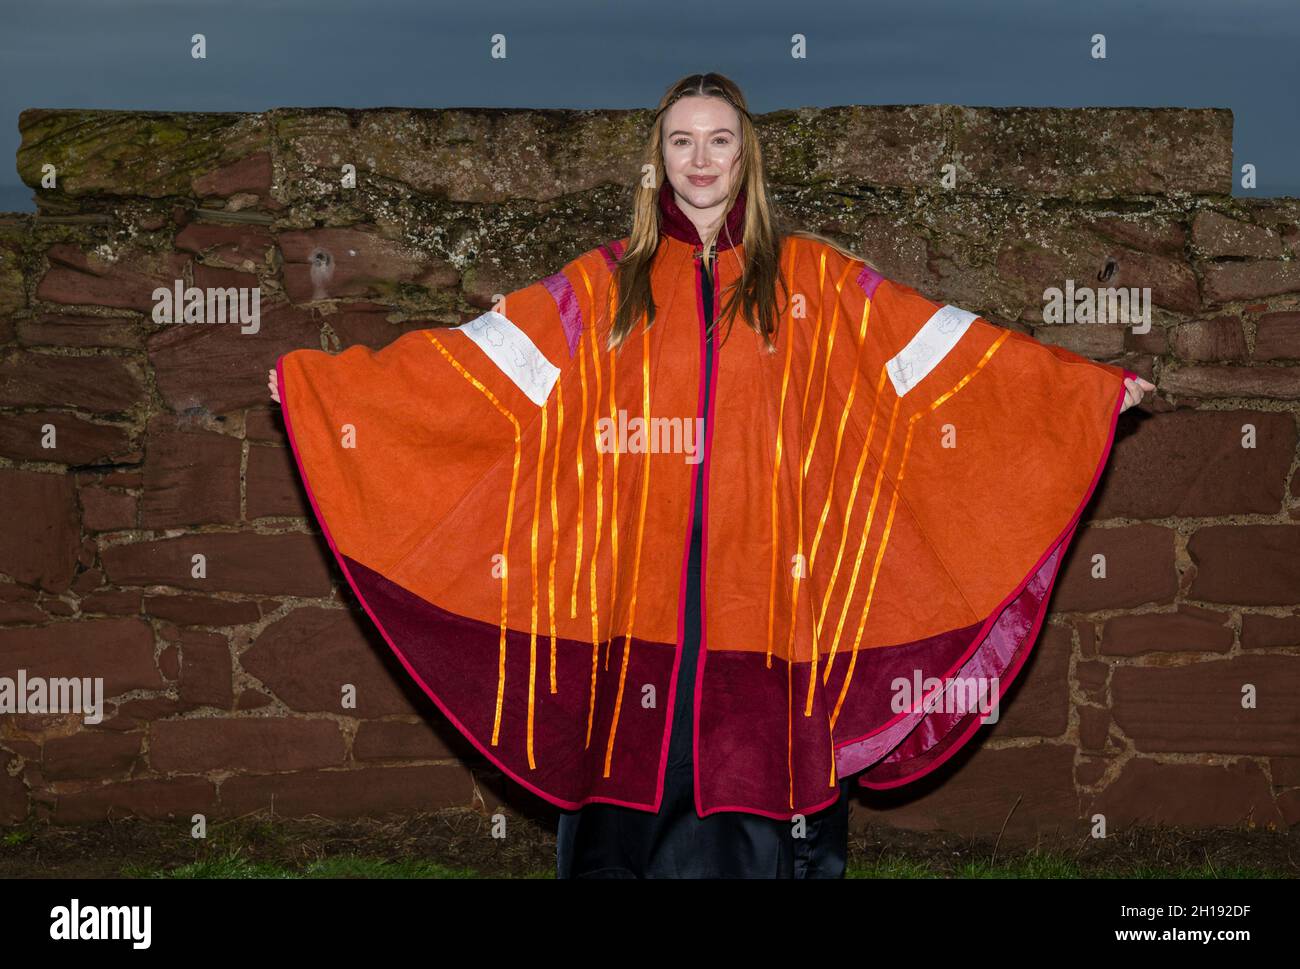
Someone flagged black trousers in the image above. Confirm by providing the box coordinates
[555,549,853,878]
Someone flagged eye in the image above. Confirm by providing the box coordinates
[671,136,731,147]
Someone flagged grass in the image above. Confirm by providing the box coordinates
[845,855,1287,879]
[3,809,1296,879]
[118,850,1294,879]
[122,848,487,879]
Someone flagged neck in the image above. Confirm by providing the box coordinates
[689,207,724,251]
[657,180,746,253]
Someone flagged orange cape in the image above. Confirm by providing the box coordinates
[276,232,1132,819]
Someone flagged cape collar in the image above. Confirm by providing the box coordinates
[658,179,746,254]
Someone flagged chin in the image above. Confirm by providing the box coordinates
[676,183,728,209]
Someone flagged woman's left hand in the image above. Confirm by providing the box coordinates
[1120,375,1155,413]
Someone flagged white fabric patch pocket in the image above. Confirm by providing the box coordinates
[455,310,561,407]
[887,304,977,397]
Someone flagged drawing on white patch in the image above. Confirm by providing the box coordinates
[886,304,977,397]
[455,310,560,406]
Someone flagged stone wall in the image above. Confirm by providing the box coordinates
[1,106,1298,838]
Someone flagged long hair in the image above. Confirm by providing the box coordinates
[607,72,880,353]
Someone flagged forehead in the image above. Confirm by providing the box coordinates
[662,95,740,133]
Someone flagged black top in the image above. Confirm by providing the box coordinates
[666,253,713,762]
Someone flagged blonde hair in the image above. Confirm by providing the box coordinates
[607,72,879,352]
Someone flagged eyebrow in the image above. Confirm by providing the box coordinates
[666,128,736,138]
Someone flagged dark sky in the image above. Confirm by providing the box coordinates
[2,0,1298,211]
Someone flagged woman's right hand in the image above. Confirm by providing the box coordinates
[268,367,280,404]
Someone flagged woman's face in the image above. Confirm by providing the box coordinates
[661,95,742,222]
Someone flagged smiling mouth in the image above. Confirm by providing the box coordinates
[688,175,717,183]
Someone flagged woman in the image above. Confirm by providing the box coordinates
[554,78,861,876]
[270,73,1153,880]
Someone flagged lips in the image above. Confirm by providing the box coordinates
[688,175,717,185]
